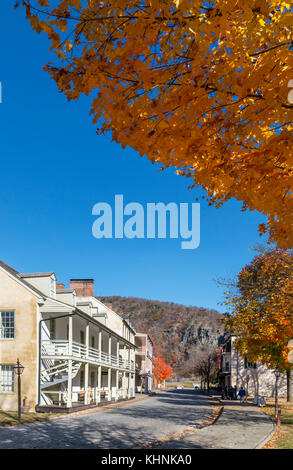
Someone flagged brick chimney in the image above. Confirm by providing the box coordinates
[56,282,65,290]
[70,279,94,297]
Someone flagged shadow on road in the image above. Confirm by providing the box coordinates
[0,389,214,449]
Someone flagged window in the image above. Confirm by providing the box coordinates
[49,319,56,340]
[244,357,257,369]
[0,311,15,339]
[91,336,95,349]
[0,365,14,393]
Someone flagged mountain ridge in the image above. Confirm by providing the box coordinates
[98,295,225,375]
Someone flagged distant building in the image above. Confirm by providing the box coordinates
[218,333,287,397]
[135,333,153,393]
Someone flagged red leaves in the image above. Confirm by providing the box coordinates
[153,356,173,383]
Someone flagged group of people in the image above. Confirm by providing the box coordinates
[221,385,246,402]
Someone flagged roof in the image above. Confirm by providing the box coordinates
[135,332,153,345]
[224,332,236,342]
[20,272,55,278]
[56,289,75,294]
[0,260,137,349]
[0,260,47,299]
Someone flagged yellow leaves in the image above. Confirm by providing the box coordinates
[65,41,73,52]
[258,17,266,27]
[21,0,293,249]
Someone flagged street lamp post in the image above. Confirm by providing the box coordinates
[13,359,24,420]
[274,365,281,419]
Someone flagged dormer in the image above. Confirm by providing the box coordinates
[92,307,107,325]
[77,301,93,316]
[20,272,56,298]
[56,287,76,307]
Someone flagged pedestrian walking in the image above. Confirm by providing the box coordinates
[228,386,234,400]
[239,386,246,403]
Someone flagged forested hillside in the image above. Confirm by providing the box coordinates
[98,296,225,376]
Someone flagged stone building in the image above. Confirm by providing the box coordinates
[218,333,287,397]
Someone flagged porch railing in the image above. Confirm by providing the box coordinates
[41,340,135,371]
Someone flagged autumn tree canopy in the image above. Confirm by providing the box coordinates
[224,249,293,373]
[20,1,293,247]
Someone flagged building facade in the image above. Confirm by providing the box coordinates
[218,333,287,397]
[135,333,153,393]
[0,261,137,412]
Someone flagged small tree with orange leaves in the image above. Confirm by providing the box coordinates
[153,357,173,388]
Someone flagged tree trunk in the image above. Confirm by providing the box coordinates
[287,369,293,402]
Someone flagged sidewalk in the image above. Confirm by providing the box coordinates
[152,399,275,449]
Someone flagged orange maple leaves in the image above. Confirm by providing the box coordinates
[20,1,293,248]
[153,357,173,383]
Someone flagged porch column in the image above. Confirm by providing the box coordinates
[67,315,73,408]
[129,348,135,397]
[84,322,90,404]
[129,373,134,398]
[116,370,119,401]
[123,371,126,399]
[108,335,112,365]
[97,365,101,403]
[128,372,131,399]
[108,368,112,401]
[124,344,127,369]
[132,349,136,396]
[116,340,120,401]
[117,340,120,367]
[98,329,102,361]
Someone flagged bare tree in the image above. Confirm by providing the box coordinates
[187,341,220,393]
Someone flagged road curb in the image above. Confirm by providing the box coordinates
[0,394,153,428]
[254,412,276,449]
[46,394,153,421]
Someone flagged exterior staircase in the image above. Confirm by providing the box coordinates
[41,360,81,389]
[40,360,81,406]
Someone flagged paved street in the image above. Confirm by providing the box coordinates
[0,390,215,449]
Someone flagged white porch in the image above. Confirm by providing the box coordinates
[38,304,136,411]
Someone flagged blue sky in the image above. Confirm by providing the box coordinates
[0,4,269,312]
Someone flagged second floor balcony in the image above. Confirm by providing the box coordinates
[41,340,135,372]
